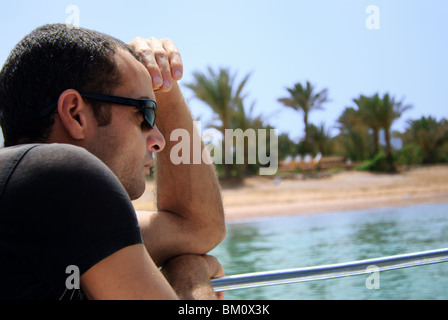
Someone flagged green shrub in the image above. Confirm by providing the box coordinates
[355,151,394,172]
[395,143,424,166]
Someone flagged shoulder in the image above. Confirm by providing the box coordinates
[5,143,124,198]
[25,143,106,169]
[17,143,115,180]
[0,143,104,168]
[0,143,111,184]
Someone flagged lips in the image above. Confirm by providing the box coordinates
[144,159,154,175]
[144,160,154,168]
[145,152,155,168]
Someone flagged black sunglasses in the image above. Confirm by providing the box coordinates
[40,93,157,129]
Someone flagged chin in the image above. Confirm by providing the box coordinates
[126,180,146,201]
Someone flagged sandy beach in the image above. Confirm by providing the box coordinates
[132,165,448,221]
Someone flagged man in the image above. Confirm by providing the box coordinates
[0,24,226,299]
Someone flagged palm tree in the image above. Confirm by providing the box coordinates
[308,123,334,156]
[185,67,250,130]
[185,67,251,178]
[353,94,382,155]
[378,93,412,160]
[354,93,411,156]
[278,81,329,152]
[404,116,448,163]
[231,100,272,176]
[336,106,372,161]
[354,93,411,171]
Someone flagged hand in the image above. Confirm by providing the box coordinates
[161,254,225,300]
[128,37,183,92]
[202,255,226,300]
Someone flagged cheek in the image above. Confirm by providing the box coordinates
[130,134,147,161]
[122,133,148,170]
[100,122,147,167]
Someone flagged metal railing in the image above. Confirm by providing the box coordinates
[211,247,448,292]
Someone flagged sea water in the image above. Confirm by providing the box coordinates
[210,202,448,300]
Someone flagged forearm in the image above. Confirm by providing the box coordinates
[155,81,224,224]
[139,82,225,265]
[128,37,225,265]
[161,254,218,300]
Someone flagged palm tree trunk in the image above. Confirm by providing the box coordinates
[384,127,396,172]
[303,113,309,142]
[372,128,380,155]
[303,112,313,153]
[384,128,393,158]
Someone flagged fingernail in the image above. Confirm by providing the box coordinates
[174,71,182,79]
[163,80,171,89]
[153,76,162,85]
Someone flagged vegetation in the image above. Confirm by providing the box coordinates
[277,81,330,154]
[185,67,272,180]
[346,93,412,172]
[400,116,448,164]
[185,67,447,179]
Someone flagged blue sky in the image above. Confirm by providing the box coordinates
[1,0,447,146]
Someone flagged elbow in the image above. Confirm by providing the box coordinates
[207,209,227,250]
[215,204,227,245]
[215,216,227,245]
[198,208,227,253]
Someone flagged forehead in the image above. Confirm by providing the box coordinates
[113,48,154,99]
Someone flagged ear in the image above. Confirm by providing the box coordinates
[56,89,91,140]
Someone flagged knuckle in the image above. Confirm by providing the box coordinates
[146,62,159,70]
[154,51,168,61]
[170,51,182,61]
[140,48,154,56]
[130,37,146,49]
[170,56,183,66]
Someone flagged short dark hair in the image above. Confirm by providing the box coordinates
[0,24,143,147]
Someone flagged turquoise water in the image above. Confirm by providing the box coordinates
[211,202,448,300]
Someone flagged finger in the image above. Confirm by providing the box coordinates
[202,255,226,300]
[161,38,183,81]
[216,290,226,300]
[146,38,173,92]
[128,37,163,89]
[203,255,225,279]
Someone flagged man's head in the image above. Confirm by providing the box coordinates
[0,24,166,199]
[0,24,136,146]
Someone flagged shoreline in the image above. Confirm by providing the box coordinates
[132,165,448,222]
[223,191,448,222]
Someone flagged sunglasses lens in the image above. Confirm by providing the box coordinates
[140,100,156,128]
[144,107,156,128]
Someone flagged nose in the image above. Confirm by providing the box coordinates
[146,125,166,153]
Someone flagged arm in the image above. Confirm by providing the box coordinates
[129,38,226,266]
[162,254,225,300]
[81,244,178,300]
[81,245,223,300]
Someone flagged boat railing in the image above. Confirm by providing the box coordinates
[211,247,448,292]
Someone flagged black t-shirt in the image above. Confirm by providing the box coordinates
[0,144,143,300]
